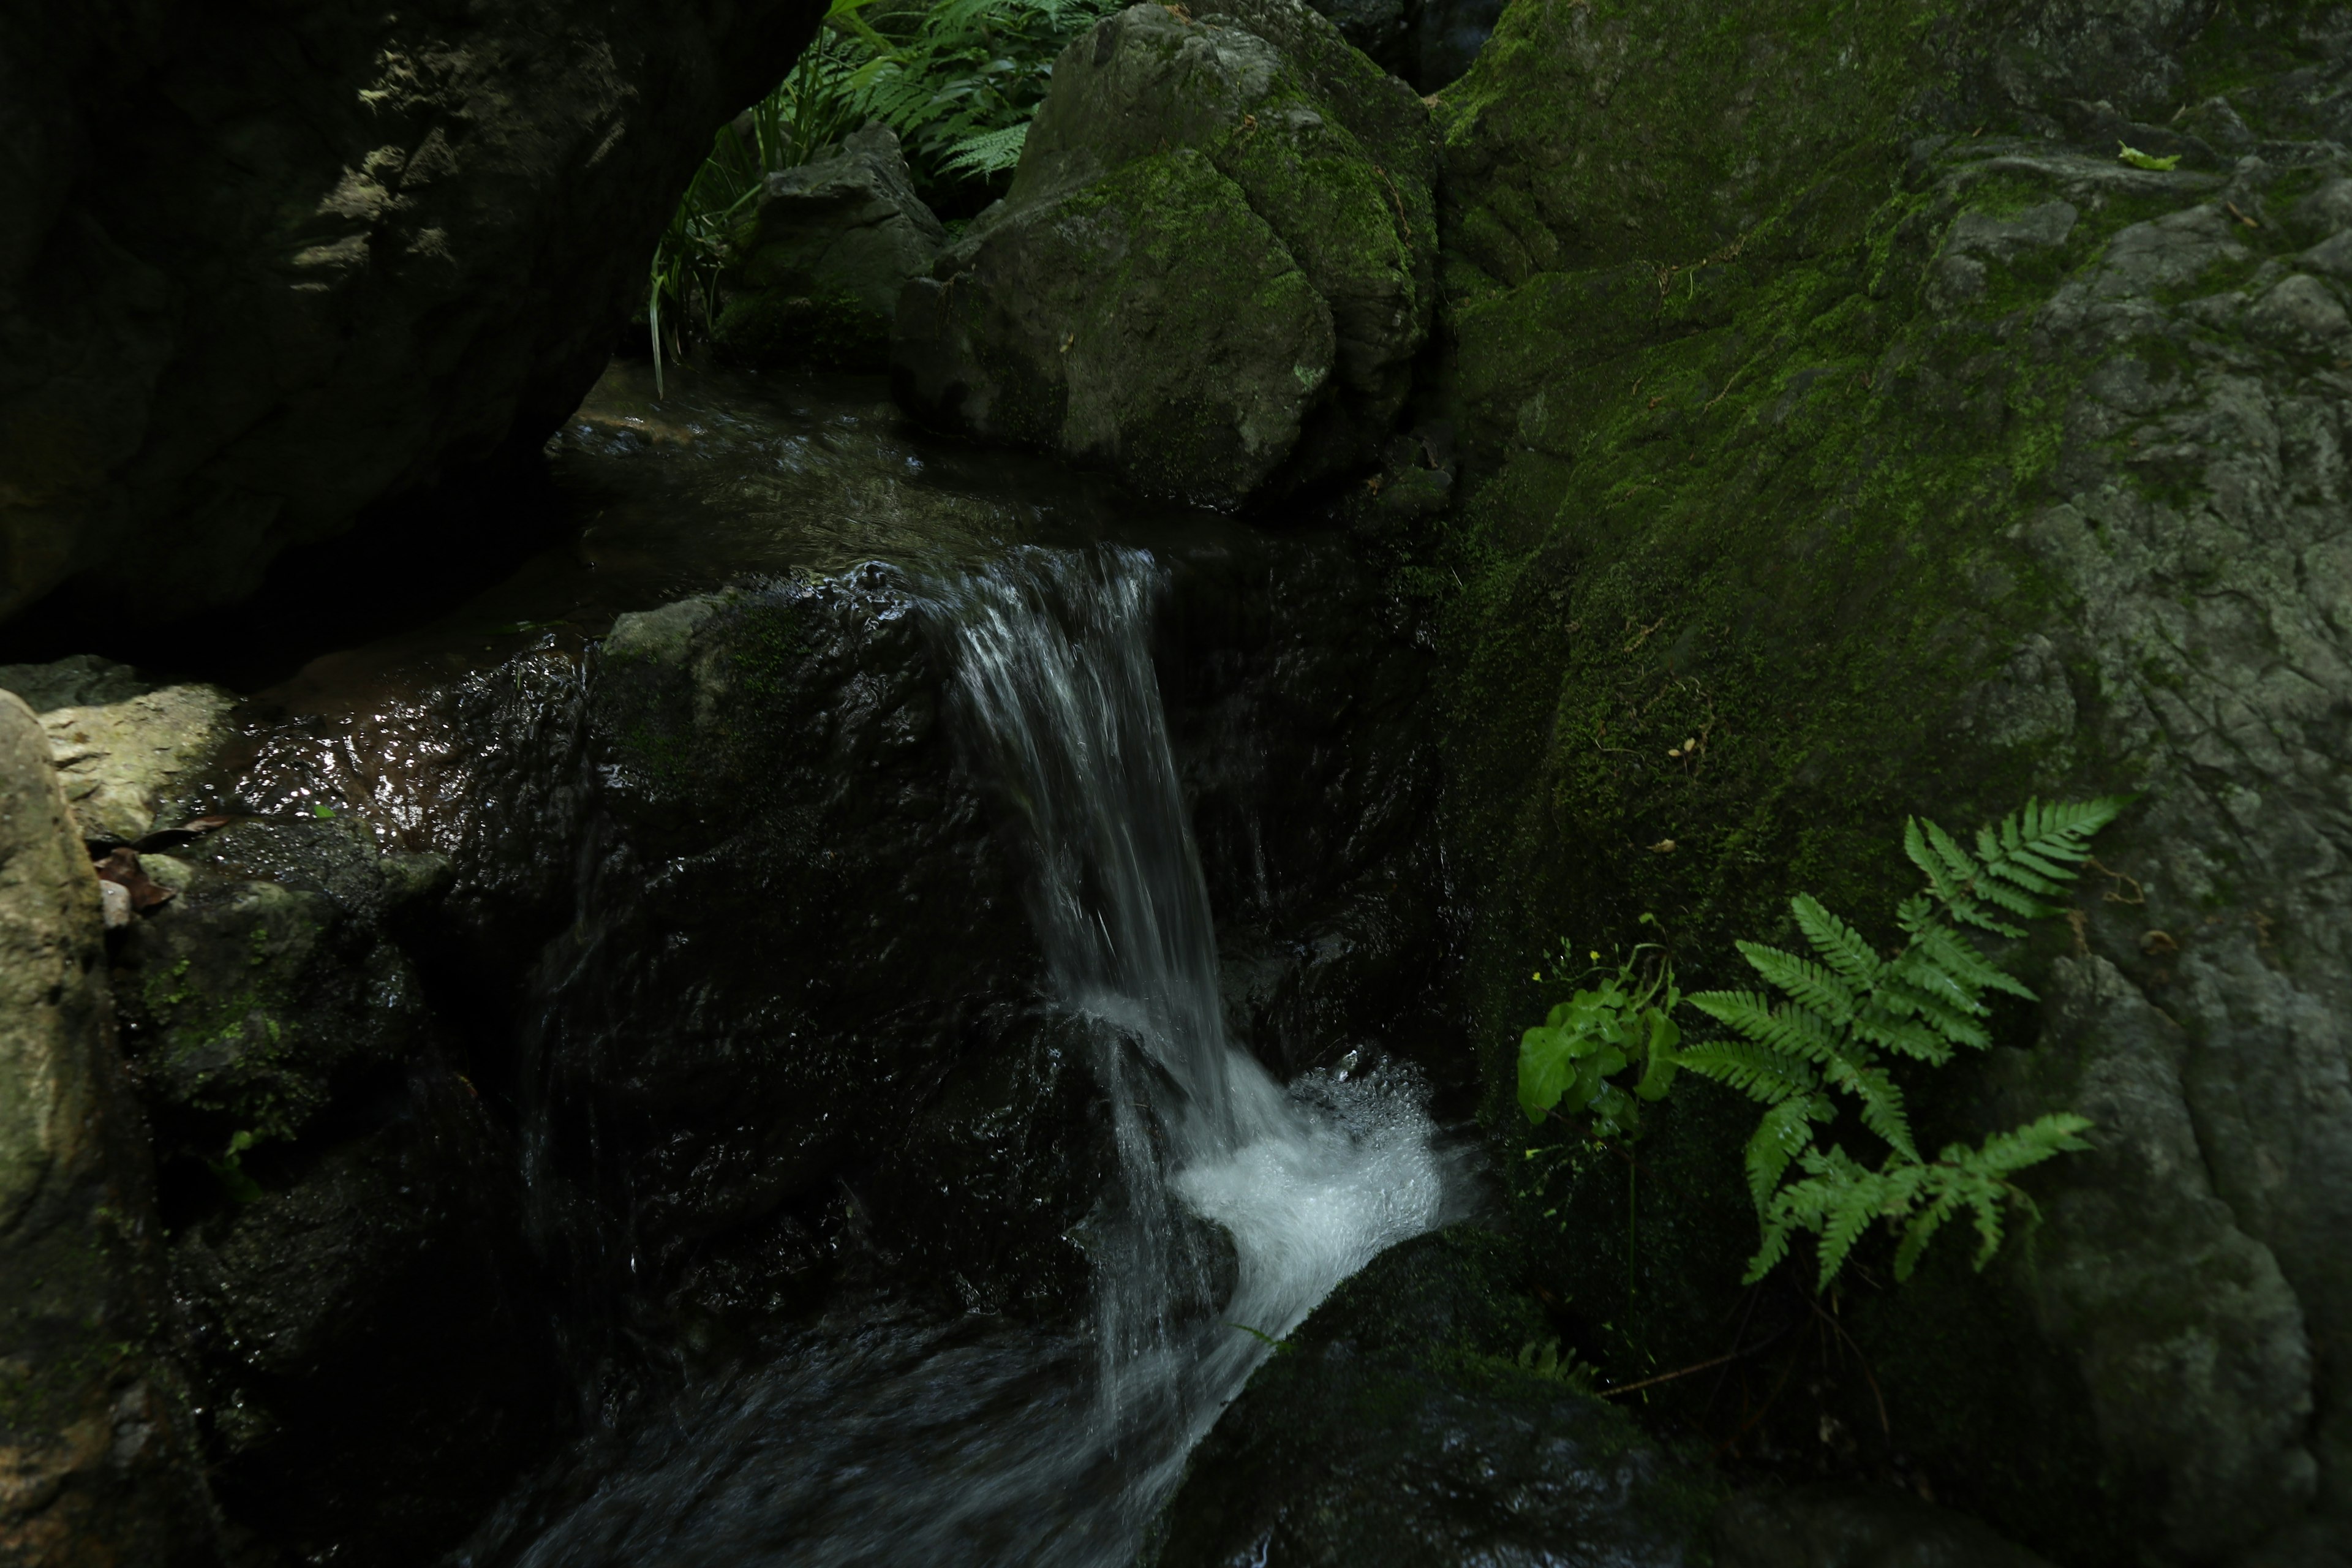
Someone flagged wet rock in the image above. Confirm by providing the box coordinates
[15,677,235,845]
[111,823,434,1153]
[533,573,1066,1319]
[0,692,218,1565]
[1166,536,1450,1091]
[1715,1485,2054,1568]
[165,1071,557,1566]
[1147,1226,1722,1567]
[894,0,1436,506]
[717,123,949,371]
[91,805,563,1565]
[1,0,830,625]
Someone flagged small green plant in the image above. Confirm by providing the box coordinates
[1515,1336,1599,1392]
[206,1130,264,1205]
[1515,930,1680,1137]
[2117,142,2182,172]
[646,0,1118,385]
[1676,797,2122,1288]
[1227,1322,1294,1355]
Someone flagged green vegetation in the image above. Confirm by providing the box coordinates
[1517,800,2119,1294]
[648,0,1118,381]
[1515,932,1680,1140]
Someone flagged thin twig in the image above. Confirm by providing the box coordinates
[1599,1350,1744,1397]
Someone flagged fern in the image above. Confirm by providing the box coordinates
[1678,797,2123,1289]
[940,120,1033,178]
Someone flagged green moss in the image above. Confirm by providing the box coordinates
[1415,18,2240,1537]
[714,287,893,371]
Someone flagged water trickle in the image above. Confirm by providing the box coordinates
[505,545,1454,1567]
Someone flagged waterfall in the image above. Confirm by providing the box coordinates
[500,545,1453,1567]
[927,545,1453,1546]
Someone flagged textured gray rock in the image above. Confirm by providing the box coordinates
[716,123,947,369]
[0,0,827,626]
[0,692,217,1565]
[31,684,234,843]
[1992,958,2314,1558]
[893,0,1435,507]
[1427,1,2352,1560]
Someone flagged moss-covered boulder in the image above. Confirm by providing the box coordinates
[1422,1,2352,1561]
[715,123,948,371]
[893,0,1436,506]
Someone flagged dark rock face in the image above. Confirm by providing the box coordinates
[1428,1,2352,1562]
[893,0,1436,507]
[717,123,948,369]
[1146,1227,1722,1567]
[1714,1485,2055,1568]
[527,575,1099,1329]
[102,812,564,1567]
[0,0,827,626]
[1162,534,1455,1097]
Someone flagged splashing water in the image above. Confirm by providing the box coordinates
[503,546,1454,1567]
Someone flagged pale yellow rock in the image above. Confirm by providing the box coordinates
[0,688,105,1235]
[36,684,233,843]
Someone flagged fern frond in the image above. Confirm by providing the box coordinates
[1743,1093,1830,1206]
[940,119,1031,176]
[1847,1008,1954,1065]
[1893,1189,1959,1280]
[1817,1170,1888,1290]
[1791,894,1881,989]
[1968,1112,2094,1176]
[1673,1041,1818,1105]
[1735,940,1858,1022]
[1816,1056,1917,1161]
[1743,1214,1796,1284]
[1909,922,2036,1002]
[1689,991,1849,1071]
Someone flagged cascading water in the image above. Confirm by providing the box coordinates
[501,545,1455,1567]
[938,547,1457,1512]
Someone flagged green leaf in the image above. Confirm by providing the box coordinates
[1635,1009,1679,1100]
[1743,1093,1828,1207]
[2118,142,2181,170]
[1672,1039,1819,1105]
[1518,1023,1577,1123]
[1736,940,1857,1021]
[1792,894,1882,989]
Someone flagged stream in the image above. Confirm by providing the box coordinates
[189,360,1466,1564]
[478,541,1459,1566]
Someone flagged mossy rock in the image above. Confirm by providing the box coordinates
[895,0,1436,505]
[1422,1,2352,1561]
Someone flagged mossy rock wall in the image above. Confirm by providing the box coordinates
[1422,1,2352,1561]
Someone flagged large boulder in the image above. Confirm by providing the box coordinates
[1146,1227,1723,1566]
[0,691,216,1566]
[1426,1,2352,1562]
[0,0,827,627]
[893,0,1436,507]
[715,123,948,369]
[0,652,570,1565]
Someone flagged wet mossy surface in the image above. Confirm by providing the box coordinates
[1411,0,2352,1559]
